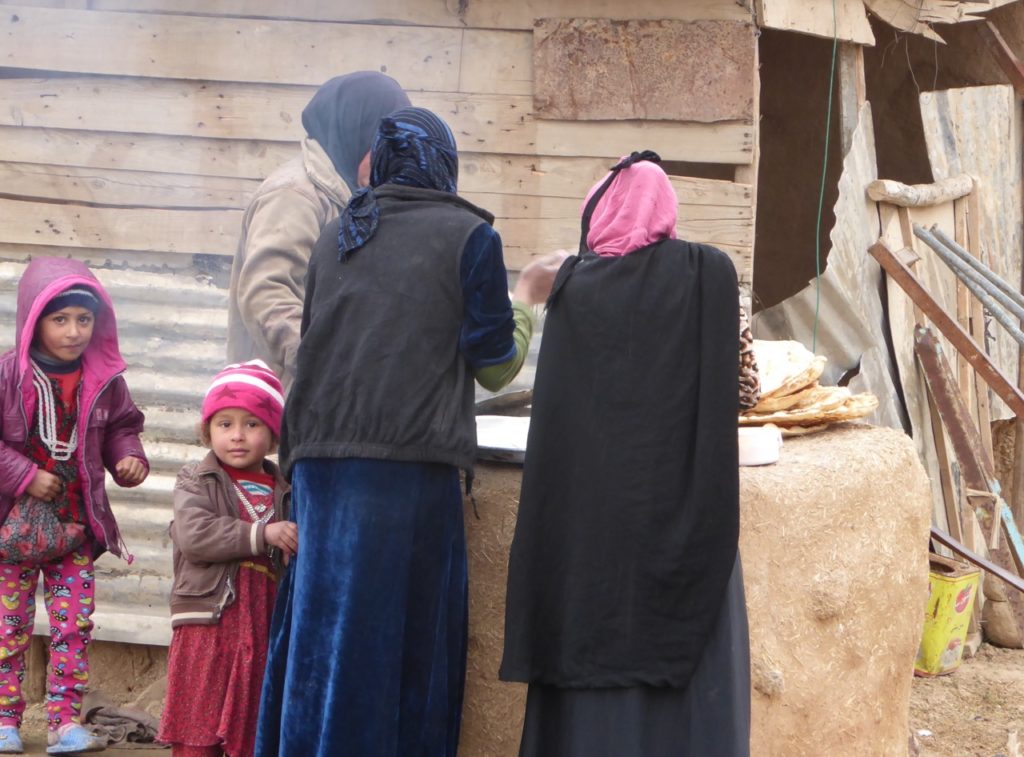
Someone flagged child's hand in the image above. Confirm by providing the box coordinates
[26,469,61,502]
[265,521,298,565]
[115,456,147,486]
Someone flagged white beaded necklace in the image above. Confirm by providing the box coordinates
[31,362,78,461]
[233,482,274,524]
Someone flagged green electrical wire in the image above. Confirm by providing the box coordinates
[814,0,840,352]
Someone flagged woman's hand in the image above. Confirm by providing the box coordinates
[512,250,572,306]
[26,469,61,502]
[115,456,148,487]
[265,521,299,565]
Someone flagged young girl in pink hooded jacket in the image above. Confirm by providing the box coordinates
[0,257,148,754]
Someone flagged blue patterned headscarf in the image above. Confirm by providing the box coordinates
[338,107,459,259]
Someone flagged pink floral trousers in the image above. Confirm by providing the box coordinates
[0,549,95,730]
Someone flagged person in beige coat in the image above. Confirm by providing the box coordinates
[227,72,410,393]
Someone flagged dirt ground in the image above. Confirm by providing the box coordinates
[18,638,167,756]
[7,642,1024,755]
[911,644,1024,757]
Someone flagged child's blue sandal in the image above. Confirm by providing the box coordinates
[0,726,22,754]
[46,724,105,754]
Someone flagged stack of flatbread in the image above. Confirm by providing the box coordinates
[739,340,878,436]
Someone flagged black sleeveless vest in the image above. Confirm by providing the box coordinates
[281,184,493,475]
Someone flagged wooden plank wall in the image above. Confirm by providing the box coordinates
[0,0,757,279]
[0,0,759,648]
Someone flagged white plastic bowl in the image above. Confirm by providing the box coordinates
[738,425,782,466]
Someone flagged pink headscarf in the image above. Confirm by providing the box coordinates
[583,159,679,256]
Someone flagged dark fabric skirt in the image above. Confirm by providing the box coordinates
[517,556,750,757]
[255,458,469,757]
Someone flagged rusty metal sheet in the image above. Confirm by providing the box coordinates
[533,18,755,122]
[914,327,995,489]
[915,326,1024,583]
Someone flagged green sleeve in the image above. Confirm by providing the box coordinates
[474,302,535,392]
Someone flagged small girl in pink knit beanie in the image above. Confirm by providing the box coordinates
[159,360,297,757]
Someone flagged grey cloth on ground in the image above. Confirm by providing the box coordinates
[82,690,164,748]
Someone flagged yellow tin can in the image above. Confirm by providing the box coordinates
[914,554,981,676]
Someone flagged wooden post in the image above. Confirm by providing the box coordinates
[927,392,962,544]
[953,199,975,407]
[734,40,759,185]
[964,190,994,466]
[895,208,927,326]
[1013,190,1024,524]
[1012,421,1024,524]
[838,42,866,158]
[735,38,759,290]
[979,21,1024,98]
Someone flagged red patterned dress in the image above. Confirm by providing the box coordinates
[159,467,277,757]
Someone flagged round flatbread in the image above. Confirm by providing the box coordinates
[739,392,878,427]
[751,340,819,397]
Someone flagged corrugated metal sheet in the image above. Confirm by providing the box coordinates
[0,258,540,646]
[752,102,907,431]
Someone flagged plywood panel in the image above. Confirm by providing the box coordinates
[498,217,751,277]
[0,126,296,180]
[534,18,755,122]
[531,118,752,163]
[0,164,751,245]
[756,0,875,44]
[3,7,459,89]
[474,190,752,257]
[0,243,207,271]
[76,0,755,28]
[0,0,86,6]
[0,77,755,163]
[460,30,532,97]
[0,198,241,254]
[465,191,750,227]
[1,7,533,96]
[920,85,1024,420]
[0,129,756,207]
[0,161,260,208]
[0,195,751,278]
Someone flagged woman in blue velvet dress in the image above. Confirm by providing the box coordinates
[254,107,562,757]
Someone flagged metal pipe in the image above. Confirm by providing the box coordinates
[914,225,1024,323]
[870,241,1024,416]
[913,224,1024,325]
[912,225,1024,349]
[929,225,1024,313]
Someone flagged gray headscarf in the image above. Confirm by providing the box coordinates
[301,71,411,193]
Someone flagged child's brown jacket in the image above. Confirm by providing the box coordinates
[168,450,289,627]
